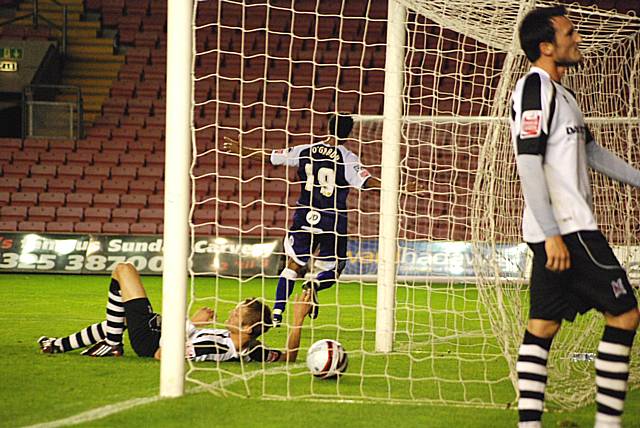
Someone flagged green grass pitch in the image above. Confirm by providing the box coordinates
[0,273,638,427]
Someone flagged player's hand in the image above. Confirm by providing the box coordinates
[544,235,571,272]
[222,136,241,155]
[191,307,216,325]
[291,290,312,324]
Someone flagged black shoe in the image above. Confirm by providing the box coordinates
[81,340,124,357]
[38,336,61,354]
[302,280,319,319]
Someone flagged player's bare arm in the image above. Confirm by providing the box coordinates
[279,290,312,362]
[222,136,270,163]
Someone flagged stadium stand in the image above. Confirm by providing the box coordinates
[0,0,637,237]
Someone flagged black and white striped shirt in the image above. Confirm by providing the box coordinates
[186,328,282,363]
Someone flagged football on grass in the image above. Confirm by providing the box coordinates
[306,339,348,379]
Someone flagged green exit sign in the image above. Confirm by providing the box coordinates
[0,47,23,60]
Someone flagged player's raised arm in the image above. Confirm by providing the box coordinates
[222,136,270,163]
[278,290,312,362]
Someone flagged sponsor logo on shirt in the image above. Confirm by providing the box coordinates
[358,168,371,179]
[520,110,542,139]
[566,125,587,135]
[306,210,321,226]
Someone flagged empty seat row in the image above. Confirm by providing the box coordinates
[0,205,163,223]
[0,220,161,235]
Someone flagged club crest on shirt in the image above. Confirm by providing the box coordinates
[520,110,542,139]
[610,278,627,298]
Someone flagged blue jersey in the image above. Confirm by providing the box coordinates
[270,140,370,215]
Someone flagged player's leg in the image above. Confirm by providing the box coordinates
[273,231,309,325]
[565,231,639,428]
[302,232,347,319]
[517,241,569,428]
[82,262,139,356]
[594,308,639,428]
[38,321,107,354]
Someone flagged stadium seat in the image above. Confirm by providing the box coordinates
[77,139,102,152]
[93,193,120,208]
[0,191,9,205]
[117,194,145,209]
[137,166,163,179]
[65,193,93,207]
[39,151,67,165]
[118,152,146,167]
[75,222,102,233]
[0,138,22,150]
[20,177,47,192]
[1,206,27,221]
[102,178,130,193]
[3,164,30,177]
[0,177,20,192]
[84,207,111,222]
[130,222,157,234]
[10,192,38,206]
[28,206,56,222]
[0,221,18,231]
[147,194,163,209]
[56,206,84,222]
[13,151,39,164]
[139,208,163,223]
[23,138,49,151]
[46,221,74,233]
[102,222,130,234]
[129,178,156,194]
[57,165,84,179]
[84,165,111,179]
[18,221,45,232]
[103,140,129,153]
[92,151,121,166]
[76,178,103,193]
[144,152,165,166]
[30,164,57,178]
[39,193,66,207]
[109,165,137,181]
[111,208,139,223]
[66,152,94,165]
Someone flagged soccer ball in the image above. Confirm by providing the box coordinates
[306,339,348,379]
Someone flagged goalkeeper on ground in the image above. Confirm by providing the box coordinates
[38,262,312,362]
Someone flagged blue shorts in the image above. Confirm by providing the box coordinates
[284,208,347,271]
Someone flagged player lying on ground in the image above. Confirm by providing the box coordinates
[511,7,639,428]
[38,262,312,362]
[223,114,387,326]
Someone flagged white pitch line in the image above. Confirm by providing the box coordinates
[23,363,305,428]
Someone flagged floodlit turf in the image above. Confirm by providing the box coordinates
[0,273,638,427]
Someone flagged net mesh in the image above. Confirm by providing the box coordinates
[187,0,640,409]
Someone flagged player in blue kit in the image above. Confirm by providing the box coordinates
[223,114,381,325]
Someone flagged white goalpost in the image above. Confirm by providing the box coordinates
[161,0,640,409]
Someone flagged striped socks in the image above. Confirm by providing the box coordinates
[53,321,107,352]
[517,330,552,428]
[105,279,126,346]
[594,325,635,428]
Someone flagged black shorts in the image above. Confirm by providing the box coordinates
[123,297,161,357]
[528,230,638,322]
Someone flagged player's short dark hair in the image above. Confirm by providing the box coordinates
[241,297,272,338]
[328,113,354,141]
[519,6,567,63]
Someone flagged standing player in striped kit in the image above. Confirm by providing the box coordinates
[511,7,639,428]
[38,263,312,362]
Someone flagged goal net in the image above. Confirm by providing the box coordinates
[185,0,640,409]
